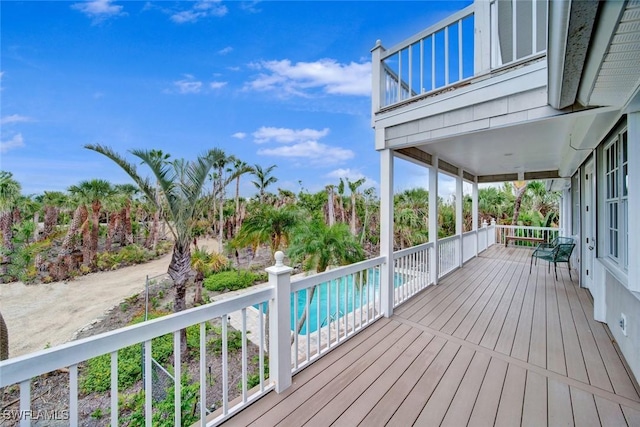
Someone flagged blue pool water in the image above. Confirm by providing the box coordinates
[256,271,406,334]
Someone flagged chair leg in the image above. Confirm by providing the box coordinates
[554,262,558,280]
[530,256,533,274]
[567,261,572,281]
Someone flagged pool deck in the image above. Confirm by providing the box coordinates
[222,245,640,426]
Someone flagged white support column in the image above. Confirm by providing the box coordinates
[472,178,479,257]
[380,148,395,317]
[266,252,293,393]
[456,169,464,267]
[430,157,439,284]
[628,111,640,292]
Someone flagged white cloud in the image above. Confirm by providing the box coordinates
[218,46,233,55]
[232,132,247,139]
[1,133,25,153]
[172,75,203,94]
[170,0,228,23]
[209,81,227,89]
[257,141,354,165]
[252,126,330,144]
[245,59,371,97]
[241,1,262,13]
[1,114,32,125]
[71,0,125,22]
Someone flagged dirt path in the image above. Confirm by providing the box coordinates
[1,238,219,358]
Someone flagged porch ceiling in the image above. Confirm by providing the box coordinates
[400,107,621,182]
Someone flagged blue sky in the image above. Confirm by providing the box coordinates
[1,0,471,198]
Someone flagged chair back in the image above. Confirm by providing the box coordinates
[554,243,575,262]
[551,236,574,246]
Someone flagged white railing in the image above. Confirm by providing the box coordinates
[495,224,559,247]
[379,5,475,107]
[375,0,548,109]
[438,235,460,278]
[462,230,477,264]
[289,257,385,374]
[392,242,433,307]
[0,288,274,427]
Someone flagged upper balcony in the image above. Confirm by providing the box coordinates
[372,0,548,115]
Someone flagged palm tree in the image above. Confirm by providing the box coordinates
[114,183,139,246]
[40,191,67,241]
[511,181,529,225]
[325,185,336,226]
[287,220,365,337]
[68,179,113,266]
[230,159,254,234]
[146,150,171,250]
[190,247,228,305]
[233,204,299,259]
[0,172,22,280]
[85,144,222,324]
[251,164,278,204]
[347,178,366,236]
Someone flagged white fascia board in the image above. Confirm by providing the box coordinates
[374,61,548,130]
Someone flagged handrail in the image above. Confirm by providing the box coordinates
[291,256,385,293]
[393,241,434,259]
[0,287,273,387]
[381,4,475,59]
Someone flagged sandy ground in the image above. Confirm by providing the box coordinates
[1,238,220,358]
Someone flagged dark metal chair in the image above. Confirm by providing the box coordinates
[530,237,576,280]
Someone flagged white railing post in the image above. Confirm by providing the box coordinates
[266,251,293,393]
[371,40,384,121]
[490,218,497,246]
[472,178,479,257]
[456,169,463,267]
[379,148,395,317]
[482,220,489,250]
[429,157,439,284]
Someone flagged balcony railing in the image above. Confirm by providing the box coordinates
[495,224,560,247]
[374,0,548,110]
[1,224,507,426]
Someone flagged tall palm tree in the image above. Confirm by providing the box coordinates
[287,220,365,337]
[68,179,113,266]
[325,185,336,226]
[40,191,67,241]
[147,150,171,250]
[114,183,138,246]
[511,181,529,225]
[347,178,366,236]
[0,172,22,280]
[251,164,278,204]
[230,159,254,234]
[85,144,222,323]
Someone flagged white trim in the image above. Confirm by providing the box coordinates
[627,111,640,292]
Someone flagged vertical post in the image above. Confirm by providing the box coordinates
[456,169,464,267]
[482,219,489,251]
[379,148,394,317]
[430,157,439,284]
[474,0,492,73]
[267,251,293,393]
[628,111,640,292]
[472,177,479,257]
[490,218,497,246]
[371,40,384,120]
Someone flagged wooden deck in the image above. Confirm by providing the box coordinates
[224,246,640,426]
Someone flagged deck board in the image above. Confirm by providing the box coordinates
[223,245,640,427]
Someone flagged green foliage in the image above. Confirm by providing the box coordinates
[123,374,200,427]
[203,270,261,292]
[2,221,56,283]
[208,326,244,355]
[243,356,269,391]
[95,244,155,270]
[80,312,200,394]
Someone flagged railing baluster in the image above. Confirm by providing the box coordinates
[69,364,78,426]
[111,352,118,427]
[431,35,436,91]
[459,20,463,80]
[144,340,152,427]
[241,308,248,403]
[316,284,321,356]
[173,331,181,427]
[258,304,265,393]
[336,278,341,343]
[222,315,228,416]
[445,25,450,85]
[20,380,30,427]
[293,291,299,370]
[420,38,424,92]
[199,322,206,424]
[327,279,332,346]
[305,289,310,362]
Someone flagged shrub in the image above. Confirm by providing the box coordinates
[203,271,259,292]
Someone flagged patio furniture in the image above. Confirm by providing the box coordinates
[530,237,576,280]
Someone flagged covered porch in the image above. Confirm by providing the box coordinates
[225,244,640,426]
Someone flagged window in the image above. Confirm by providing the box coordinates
[604,129,628,270]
